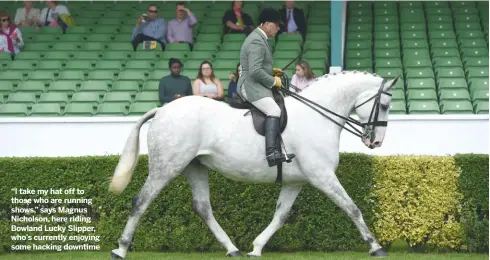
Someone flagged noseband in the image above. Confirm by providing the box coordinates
[279,74,392,139]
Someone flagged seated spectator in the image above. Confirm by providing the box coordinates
[166,2,197,50]
[222,0,254,36]
[158,58,193,105]
[290,61,316,93]
[14,1,41,27]
[37,1,70,28]
[278,0,307,40]
[0,12,24,58]
[132,4,167,51]
[192,61,224,101]
[227,63,241,101]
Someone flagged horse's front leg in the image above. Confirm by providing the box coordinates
[247,185,302,257]
[307,171,387,257]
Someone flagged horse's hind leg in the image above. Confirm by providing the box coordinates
[111,159,183,259]
[183,162,241,257]
[248,185,302,257]
[308,172,387,257]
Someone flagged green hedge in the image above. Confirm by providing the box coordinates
[0,154,487,254]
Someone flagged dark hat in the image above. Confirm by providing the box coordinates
[258,7,282,25]
[168,57,183,68]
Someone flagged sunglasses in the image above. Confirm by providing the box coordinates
[147,10,157,13]
[1,18,9,22]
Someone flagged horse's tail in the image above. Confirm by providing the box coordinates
[109,107,159,195]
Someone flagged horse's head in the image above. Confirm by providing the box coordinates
[353,75,400,149]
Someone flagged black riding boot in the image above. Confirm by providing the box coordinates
[264,116,295,167]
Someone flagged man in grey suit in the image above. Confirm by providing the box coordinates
[237,7,295,167]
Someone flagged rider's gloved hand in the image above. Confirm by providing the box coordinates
[274,76,282,88]
[272,68,283,77]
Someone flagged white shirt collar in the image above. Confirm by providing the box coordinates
[257,27,267,39]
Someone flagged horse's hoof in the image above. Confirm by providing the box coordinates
[247,253,260,258]
[370,248,387,258]
[111,252,124,259]
[227,251,242,257]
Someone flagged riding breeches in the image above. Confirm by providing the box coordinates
[241,86,281,117]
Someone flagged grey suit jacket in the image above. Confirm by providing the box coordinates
[236,28,275,103]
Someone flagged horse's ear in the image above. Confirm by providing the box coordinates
[384,75,400,92]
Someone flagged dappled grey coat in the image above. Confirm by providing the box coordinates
[236,28,275,103]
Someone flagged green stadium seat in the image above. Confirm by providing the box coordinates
[64,103,94,116]
[403,49,431,59]
[48,81,79,94]
[124,60,152,70]
[82,42,107,51]
[66,26,90,34]
[36,60,64,71]
[0,70,24,82]
[95,60,123,70]
[375,68,403,78]
[401,23,426,32]
[224,34,247,42]
[112,81,140,93]
[402,39,429,49]
[407,89,438,101]
[65,60,94,72]
[220,42,244,51]
[73,51,101,61]
[375,48,401,59]
[459,38,487,48]
[16,81,46,95]
[0,81,14,95]
[27,71,55,83]
[460,47,489,57]
[473,100,489,114]
[302,50,328,62]
[215,51,240,60]
[440,100,474,114]
[58,70,85,81]
[93,26,117,34]
[86,34,113,42]
[53,42,81,51]
[196,33,221,42]
[214,60,238,70]
[405,68,435,79]
[427,22,454,31]
[59,34,83,42]
[347,40,371,50]
[304,40,329,50]
[431,48,461,58]
[7,93,36,105]
[375,40,401,49]
[88,71,115,81]
[30,103,61,116]
[278,33,303,42]
[389,100,407,114]
[430,39,458,49]
[436,67,465,78]
[457,30,485,39]
[39,92,69,106]
[471,89,489,102]
[408,100,440,114]
[142,81,160,91]
[161,51,188,61]
[40,26,63,34]
[402,30,427,40]
[7,60,35,71]
[148,70,167,80]
[187,51,215,61]
[406,78,437,90]
[135,91,159,103]
[130,52,160,61]
[0,104,28,117]
[469,78,489,91]
[183,60,204,70]
[193,42,219,52]
[23,43,52,52]
[128,102,159,115]
[166,43,191,52]
[14,52,41,60]
[439,89,471,101]
[437,78,468,90]
[102,92,132,105]
[464,57,489,67]
[117,71,147,82]
[306,32,330,42]
[346,49,372,59]
[403,58,432,68]
[102,51,129,61]
[181,69,199,80]
[467,67,489,79]
[96,103,128,116]
[391,89,406,100]
[80,81,109,92]
[433,57,463,67]
[71,92,101,106]
[347,58,373,70]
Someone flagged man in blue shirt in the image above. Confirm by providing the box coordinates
[131,4,167,51]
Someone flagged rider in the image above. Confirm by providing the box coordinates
[237,7,295,167]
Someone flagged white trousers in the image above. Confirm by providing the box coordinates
[241,86,281,117]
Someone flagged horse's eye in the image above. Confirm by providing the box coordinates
[380,104,389,110]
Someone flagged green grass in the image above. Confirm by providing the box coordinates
[0,252,487,260]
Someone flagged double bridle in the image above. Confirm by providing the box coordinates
[279,73,392,140]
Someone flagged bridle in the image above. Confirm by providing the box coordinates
[279,73,392,140]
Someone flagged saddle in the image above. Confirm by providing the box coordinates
[228,87,289,184]
[228,88,288,136]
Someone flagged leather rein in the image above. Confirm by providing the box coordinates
[277,50,392,139]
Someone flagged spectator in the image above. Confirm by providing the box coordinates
[290,61,316,93]
[0,12,24,58]
[166,2,197,50]
[222,0,254,36]
[37,1,70,27]
[192,61,224,101]
[132,4,167,51]
[227,63,241,101]
[14,1,41,27]
[278,0,307,40]
[158,58,193,105]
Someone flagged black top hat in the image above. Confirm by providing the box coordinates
[258,7,282,25]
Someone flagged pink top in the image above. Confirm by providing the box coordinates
[290,74,316,92]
